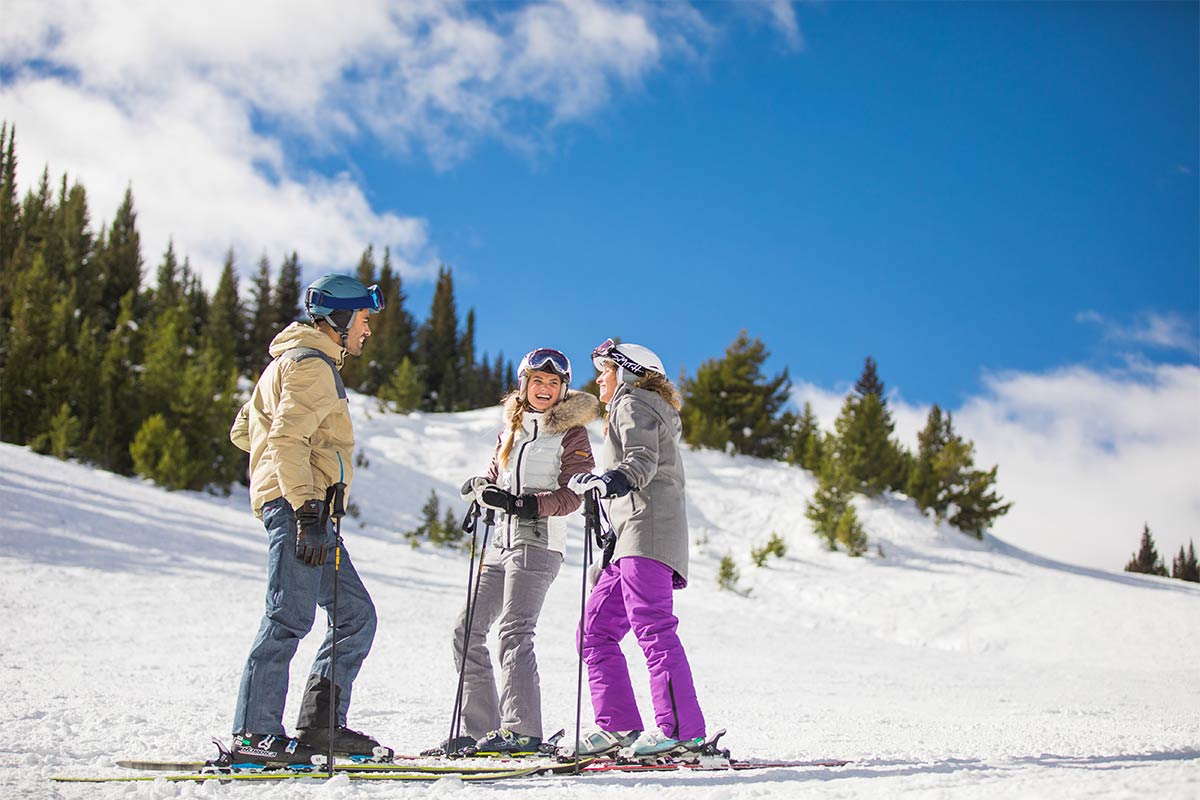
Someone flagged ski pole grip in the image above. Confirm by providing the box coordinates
[329,482,347,521]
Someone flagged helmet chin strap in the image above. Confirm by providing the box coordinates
[317,317,351,352]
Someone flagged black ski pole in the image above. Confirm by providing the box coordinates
[445,501,481,753]
[326,482,345,777]
[575,489,599,773]
[449,504,493,755]
[326,477,347,779]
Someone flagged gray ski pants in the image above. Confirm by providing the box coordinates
[452,544,562,740]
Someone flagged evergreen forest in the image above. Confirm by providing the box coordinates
[0,124,512,491]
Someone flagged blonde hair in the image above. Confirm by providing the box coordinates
[497,400,525,469]
[635,372,682,410]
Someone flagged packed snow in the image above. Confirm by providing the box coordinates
[1,395,1197,799]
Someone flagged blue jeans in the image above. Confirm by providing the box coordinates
[232,497,377,735]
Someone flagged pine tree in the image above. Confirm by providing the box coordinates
[1,250,59,443]
[362,247,417,396]
[1124,524,1168,576]
[179,257,209,339]
[141,307,189,422]
[378,356,424,413]
[84,291,144,474]
[417,265,461,411]
[44,402,82,459]
[1171,541,1199,583]
[246,254,276,375]
[172,343,243,489]
[908,404,949,511]
[805,457,858,552]
[680,330,792,459]
[406,490,444,546]
[274,251,302,328]
[906,408,1011,538]
[785,402,823,471]
[130,414,191,489]
[831,391,896,496]
[205,249,244,370]
[57,177,98,316]
[149,241,181,319]
[0,122,19,298]
[94,187,143,330]
[854,355,885,399]
[460,308,479,408]
[831,357,909,495]
[835,503,868,557]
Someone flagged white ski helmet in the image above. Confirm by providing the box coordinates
[591,338,665,384]
[517,347,572,403]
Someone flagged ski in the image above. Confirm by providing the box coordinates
[53,764,548,784]
[584,757,852,772]
[113,755,581,774]
[114,728,570,772]
[104,728,848,780]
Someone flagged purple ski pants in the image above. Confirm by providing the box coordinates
[579,556,705,740]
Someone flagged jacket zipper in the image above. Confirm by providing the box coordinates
[509,419,539,547]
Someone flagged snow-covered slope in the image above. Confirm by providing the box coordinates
[2,396,1197,799]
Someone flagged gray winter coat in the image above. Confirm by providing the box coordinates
[603,382,690,586]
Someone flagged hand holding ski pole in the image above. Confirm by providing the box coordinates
[568,470,632,499]
[478,486,539,519]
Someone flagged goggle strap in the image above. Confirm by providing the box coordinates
[307,284,385,312]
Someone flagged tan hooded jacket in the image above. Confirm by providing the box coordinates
[230,322,356,517]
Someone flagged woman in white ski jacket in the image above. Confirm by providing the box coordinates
[443,347,599,755]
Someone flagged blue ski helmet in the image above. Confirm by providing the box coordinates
[304,274,384,330]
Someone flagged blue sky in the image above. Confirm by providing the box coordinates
[2,1,1197,568]
[382,1,1198,406]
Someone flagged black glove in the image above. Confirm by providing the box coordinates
[295,499,328,566]
[568,469,633,499]
[479,487,540,519]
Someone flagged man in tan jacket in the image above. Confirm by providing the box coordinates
[226,274,385,766]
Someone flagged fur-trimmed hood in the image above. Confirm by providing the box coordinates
[502,389,600,434]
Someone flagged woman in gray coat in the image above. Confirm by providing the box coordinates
[444,347,599,755]
[567,339,707,759]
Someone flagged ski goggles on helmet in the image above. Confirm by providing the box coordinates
[520,347,572,382]
[591,338,646,376]
[304,283,385,314]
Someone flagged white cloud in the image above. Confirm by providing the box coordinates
[763,0,805,51]
[1,76,433,287]
[0,0,754,288]
[1076,309,1198,353]
[792,364,1200,572]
